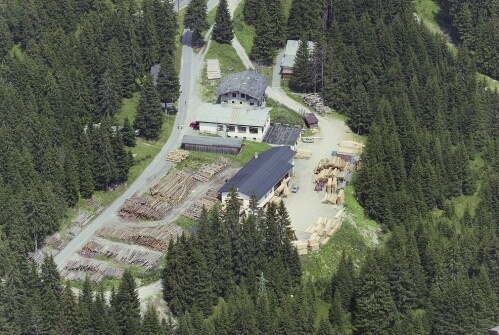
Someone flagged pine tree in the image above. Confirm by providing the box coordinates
[184,0,208,44]
[212,0,234,44]
[0,18,13,62]
[151,0,177,59]
[289,37,313,92]
[78,132,95,198]
[134,75,163,140]
[142,304,162,335]
[267,0,285,47]
[63,147,80,207]
[243,0,261,25]
[316,317,334,335]
[142,0,160,69]
[111,131,131,183]
[250,2,275,65]
[122,117,136,147]
[156,55,180,103]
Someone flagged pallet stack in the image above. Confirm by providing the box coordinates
[193,158,230,182]
[165,150,190,163]
[295,148,312,159]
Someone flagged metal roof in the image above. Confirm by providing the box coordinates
[304,113,319,125]
[215,70,270,99]
[219,146,296,199]
[197,103,271,127]
[150,64,160,85]
[182,135,243,148]
[263,123,301,146]
[281,40,315,69]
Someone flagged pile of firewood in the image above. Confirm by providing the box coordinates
[303,93,332,114]
[193,158,230,182]
[165,149,189,163]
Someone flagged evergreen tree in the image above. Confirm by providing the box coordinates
[267,0,285,47]
[289,37,313,92]
[250,2,275,65]
[115,270,141,335]
[134,75,163,140]
[156,55,180,104]
[212,0,234,44]
[184,0,208,44]
[316,316,334,335]
[122,117,136,147]
[142,304,162,335]
[243,0,261,25]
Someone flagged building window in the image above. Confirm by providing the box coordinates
[253,138,256,140]
[238,126,247,133]
[250,102,254,106]
[243,137,247,140]
[217,124,224,131]
[223,100,228,103]
[249,127,258,134]
[241,93,246,98]
[240,101,243,104]
[227,125,236,132]
[231,100,235,104]
[232,93,237,98]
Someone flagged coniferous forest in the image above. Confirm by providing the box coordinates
[2,0,499,334]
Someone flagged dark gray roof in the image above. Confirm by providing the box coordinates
[215,70,270,99]
[182,135,243,148]
[150,64,160,86]
[263,123,301,146]
[304,113,319,125]
[219,146,296,199]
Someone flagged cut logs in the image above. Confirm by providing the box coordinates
[150,170,196,205]
[165,149,189,163]
[302,93,332,114]
[119,196,166,220]
[62,258,125,282]
[96,225,182,252]
[183,188,220,220]
[79,240,163,271]
[306,215,344,251]
[193,158,230,182]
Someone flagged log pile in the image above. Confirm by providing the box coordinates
[63,258,125,281]
[193,158,230,182]
[303,93,332,114]
[306,214,344,251]
[314,156,348,174]
[150,170,196,205]
[118,196,165,220]
[165,149,190,163]
[183,188,220,220]
[79,240,163,271]
[96,225,182,252]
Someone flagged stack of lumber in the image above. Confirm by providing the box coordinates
[337,189,345,205]
[306,216,344,250]
[338,140,365,151]
[165,150,190,163]
[321,193,338,204]
[268,195,283,205]
[60,270,104,283]
[64,258,125,279]
[79,240,163,271]
[206,59,221,80]
[118,196,165,220]
[314,156,348,173]
[96,225,182,252]
[325,177,337,194]
[291,240,309,255]
[295,148,312,159]
[193,158,229,182]
[303,93,332,114]
[183,188,220,220]
[45,235,68,251]
[150,170,196,205]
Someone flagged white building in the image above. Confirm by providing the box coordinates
[196,103,271,142]
[219,146,296,210]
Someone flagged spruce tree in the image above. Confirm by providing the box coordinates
[250,2,275,65]
[156,55,180,104]
[290,37,312,92]
[134,75,163,140]
[122,117,136,147]
[142,0,161,69]
[184,0,208,44]
[316,317,334,335]
[243,0,261,25]
[142,304,162,335]
[267,0,285,47]
[115,270,141,335]
[212,0,234,44]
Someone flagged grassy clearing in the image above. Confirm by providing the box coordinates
[233,0,255,55]
[8,44,25,61]
[267,98,305,126]
[302,185,381,281]
[116,92,141,125]
[200,40,247,101]
[176,140,272,170]
[207,5,218,27]
[173,215,198,231]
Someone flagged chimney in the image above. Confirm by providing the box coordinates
[254,153,258,159]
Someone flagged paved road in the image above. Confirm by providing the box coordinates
[272,50,285,87]
[54,0,220,270]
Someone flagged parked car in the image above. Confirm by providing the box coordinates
[189,121,199,130]
[291,184,299,193]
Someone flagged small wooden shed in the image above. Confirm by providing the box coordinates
[304,113,319,129]
[182,135,243,155]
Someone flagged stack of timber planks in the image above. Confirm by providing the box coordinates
[206,59,221,80]
[193,158,230,182]
[165,149,190,163]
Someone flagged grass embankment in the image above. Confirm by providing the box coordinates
[302,185,382,281]
[200,40,246,101]
[267,98,305,127]
[207,5,218,27]
[176,140,271,170]
[233,0,255,55]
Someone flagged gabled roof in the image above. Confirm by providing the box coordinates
[150,64,160,85]
[182,135,243,148]
[215,70,270,99]
[219,146,296,199]
[263,123,302,146]
[197,103,271,127]
[281,40,315,69]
